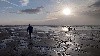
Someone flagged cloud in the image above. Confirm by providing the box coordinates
[19,0,29,6]
[89,0,100,7]
[46,16,58,20]
[1,0,20,7]
[19,6,44,14]
[85,0,100,18]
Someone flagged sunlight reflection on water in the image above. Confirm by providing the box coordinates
[62,27,68,31]
[66,34,71,37]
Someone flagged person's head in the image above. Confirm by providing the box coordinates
[29,24,30,26]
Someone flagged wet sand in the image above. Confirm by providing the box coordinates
[0,25,100,56]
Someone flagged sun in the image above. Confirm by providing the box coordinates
[63,8,71,15]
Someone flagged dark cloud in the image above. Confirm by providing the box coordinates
[20,6,44,14]
[80,9,100,19]
[89,0,100,7]
[86,0,100,18]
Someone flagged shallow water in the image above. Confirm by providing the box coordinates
[0,25,100,56]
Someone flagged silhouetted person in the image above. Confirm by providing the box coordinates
[68,26,71,31]
[74,28,76,31]
[27,24,33,39]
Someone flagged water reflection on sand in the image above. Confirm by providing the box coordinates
[0,25,100,56]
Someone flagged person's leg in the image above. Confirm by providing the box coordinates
[28,32,32,50]
[29,32,31,39]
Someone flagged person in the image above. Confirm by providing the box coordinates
[27,24,33,39]
[68,26,71,31]
[68,26,72,31]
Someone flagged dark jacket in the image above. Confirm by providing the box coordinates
[27,26,33,33]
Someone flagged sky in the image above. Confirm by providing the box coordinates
[0,0,100,25]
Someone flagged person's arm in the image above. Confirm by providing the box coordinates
[27,27,29,32]
[32,27,33,33]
